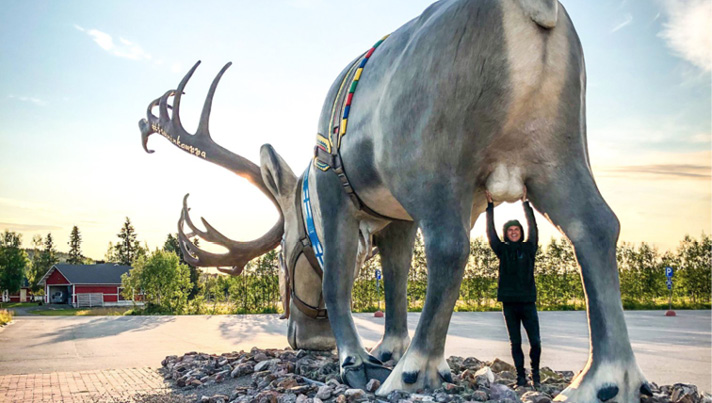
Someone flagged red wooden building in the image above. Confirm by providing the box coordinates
[38,264,136,307]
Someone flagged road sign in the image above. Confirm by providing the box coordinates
[665,266,674,278]
[375,269,382,280]
[666,278,673,290]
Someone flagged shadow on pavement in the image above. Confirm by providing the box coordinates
[31,315,177,346]
[217,314,287,341]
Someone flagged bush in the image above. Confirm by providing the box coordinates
[0,309,13,326]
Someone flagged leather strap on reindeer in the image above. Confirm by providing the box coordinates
[284,167,327,320]
[314,35,395,222]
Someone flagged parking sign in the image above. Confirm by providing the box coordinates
[665,267,674,278]
[375,269,381,280]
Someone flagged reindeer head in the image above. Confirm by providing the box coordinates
[140,61,335,350]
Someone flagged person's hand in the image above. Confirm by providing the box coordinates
[521,187,527,202]
[485,190,493,204]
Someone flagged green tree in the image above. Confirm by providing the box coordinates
[0,231,29,295]
[121,249,191,313]
[28,233,60,292]
[27,235,45,293]
[114,217,142,265]
[163,233,201,299]
[675,234,712,304]
[67,226,83,264]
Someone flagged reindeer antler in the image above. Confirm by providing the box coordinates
[139,61,284,273]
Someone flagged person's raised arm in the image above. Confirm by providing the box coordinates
[522,191,538,252]
[485,191,502,256]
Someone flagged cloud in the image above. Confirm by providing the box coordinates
[74,24,151,61]
[659,0,712,71]
[600,164,710,179]
[7,94,47,106]
[611,13,633,33]
[0,222,63,232]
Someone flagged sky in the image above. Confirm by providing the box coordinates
[0,0,710,262]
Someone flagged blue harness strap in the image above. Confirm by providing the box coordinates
[302,164,324,269]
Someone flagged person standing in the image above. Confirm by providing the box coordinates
[485,190,541,387]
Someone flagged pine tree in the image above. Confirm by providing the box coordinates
[67,226,83,264]
[114,218,141,266]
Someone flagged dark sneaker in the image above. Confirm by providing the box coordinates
[532,371,541,388]
[516,375,528,387]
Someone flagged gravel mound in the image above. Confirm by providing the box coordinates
[146,348,710,403]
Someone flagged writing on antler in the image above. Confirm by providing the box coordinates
[152,123,207,159]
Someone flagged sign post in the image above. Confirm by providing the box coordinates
[665,266,676,317]
[374,269,384,318]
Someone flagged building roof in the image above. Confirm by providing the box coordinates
[38,264,132,286]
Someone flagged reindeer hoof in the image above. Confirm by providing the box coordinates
[439,370,453,383]
[402,370,419,384]
[640,383,653,397]
[342,356,356,367]
[367,355,383,365]
[597,384,619,401]
[342,361,391,390]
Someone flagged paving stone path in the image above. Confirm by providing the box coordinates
[0,367,168,403]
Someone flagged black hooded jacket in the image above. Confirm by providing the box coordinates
[486,201,538,303]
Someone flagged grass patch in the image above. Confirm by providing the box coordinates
[0,309,13,325]
[0,302,40,309]
[33,307,132,316]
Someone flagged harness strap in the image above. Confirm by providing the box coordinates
[286,175,327,320]
[314,35,399,222]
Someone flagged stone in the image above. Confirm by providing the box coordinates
[254,352,269,362]
[279,393,298,403]
[276,377,300,389]
[345,388,366,401]
[497,370,516,382]
[472,367,495,388]
[366,379,381,393]
[470,390,489,402]
[490,358,516,374]
[671,383,700,403]
[231,362,255,378]
[336,395,347,403]
[327,378,342,388]
[463,357,484,371]
[443,382,464,394]
[489,383,518,402]
[539,367,563,382]
[316,385,333,400]
[447,356,465,372]
[256,390,280,403]
[255,358,281,372]
[210,395,229,403]
[521,391,552,403]
[641,393,672,403]
[387,390,412,402]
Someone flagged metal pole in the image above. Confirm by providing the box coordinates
[377,279,381,311]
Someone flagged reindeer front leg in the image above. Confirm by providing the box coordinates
[318,181,391,388]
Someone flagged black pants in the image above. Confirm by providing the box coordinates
[502,302,541,375]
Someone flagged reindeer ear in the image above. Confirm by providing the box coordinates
[260,144,298,201]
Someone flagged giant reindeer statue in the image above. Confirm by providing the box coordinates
[139,0,652,401]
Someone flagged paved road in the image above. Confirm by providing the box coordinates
[0,310,709,392]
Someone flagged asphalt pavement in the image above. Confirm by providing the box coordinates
[0,310,709,393]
